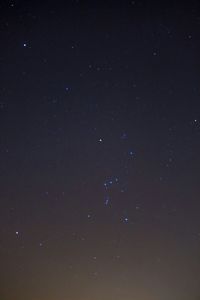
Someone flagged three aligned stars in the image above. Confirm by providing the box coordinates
[98,133,135,222]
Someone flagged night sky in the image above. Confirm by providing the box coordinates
[1,1,200,299]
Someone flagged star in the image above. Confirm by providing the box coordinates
[104,195,110,206]
[122,217,129,223]
[93,271,98,277]
[121,132,127,139]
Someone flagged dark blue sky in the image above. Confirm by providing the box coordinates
[1,1,200,299]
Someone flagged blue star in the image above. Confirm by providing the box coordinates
[123,217,129,223]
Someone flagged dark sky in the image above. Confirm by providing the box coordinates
[1,1,200,299]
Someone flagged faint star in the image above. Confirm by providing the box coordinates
[121,133,127,139]
[105,195,110,206]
